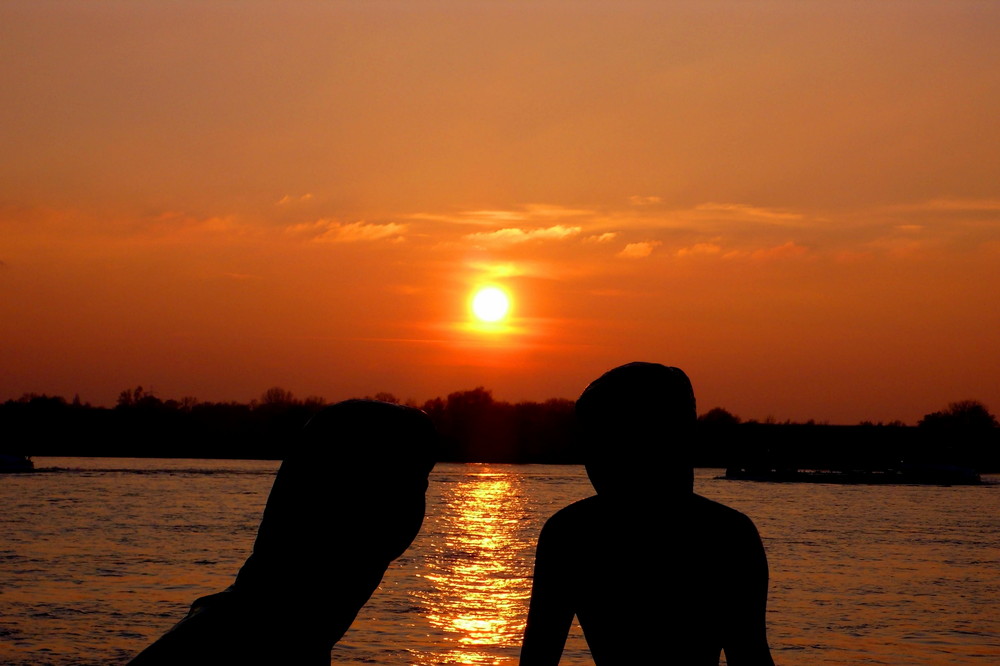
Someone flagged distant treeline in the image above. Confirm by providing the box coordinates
[2,388,998,471]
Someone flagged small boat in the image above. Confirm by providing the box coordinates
[0,454,35,473]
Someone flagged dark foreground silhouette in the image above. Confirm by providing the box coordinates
[520,363,775,665]
[129,400,437,665]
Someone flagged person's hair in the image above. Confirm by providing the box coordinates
[577,362,696,427]
[302,399,437,480]
[576,362,696,496]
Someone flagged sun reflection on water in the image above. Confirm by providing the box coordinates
[412,469,535,665]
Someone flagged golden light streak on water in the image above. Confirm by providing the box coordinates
[412,471,533,665]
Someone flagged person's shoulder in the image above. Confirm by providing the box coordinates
[546,495,600,521]
[689,494,761,535]
[538,496,600,535]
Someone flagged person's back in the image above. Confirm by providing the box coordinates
[520,363,775,665]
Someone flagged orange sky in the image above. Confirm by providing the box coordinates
[2,2,999,424]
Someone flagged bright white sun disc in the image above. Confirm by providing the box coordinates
[472,287,510,322]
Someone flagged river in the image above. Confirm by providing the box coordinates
[1,458,997,664]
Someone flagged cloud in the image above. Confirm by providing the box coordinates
[460,210,530,224]
[522,204,594,218]
[694,202,804,223]
[892,198,1000,213]
[862,236,927,258]
[617,241,661,258]
[465,225,582,245]
[676,242,722,257]
[411,204,595,227]
[628,195,661,206]
[142,213,246,239]
[290,219,407,243]
[749,241,809,261]
[319,221,406,243]
[466,261,530,279]
[407,210,523,226]
[276,193,314,205]
[584,232,618,243]
[718,241,810,261]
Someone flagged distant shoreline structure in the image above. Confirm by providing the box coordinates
[724,464,983,486]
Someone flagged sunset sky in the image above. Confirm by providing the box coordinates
[3,2,999,424]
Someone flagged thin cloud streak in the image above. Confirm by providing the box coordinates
[464,225,582,245]
[617,241,661,259]
[584,232,618,243]
[693,203,806,223]
[410,205,596,228]
[287,219,407,243]
[676,243,723,258]
[887,198,1000,213]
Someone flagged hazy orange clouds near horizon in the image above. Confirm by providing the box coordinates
[2,2,999,425]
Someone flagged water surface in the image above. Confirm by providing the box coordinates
[1,459,997,664]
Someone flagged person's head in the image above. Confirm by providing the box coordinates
[301,399,437,489]
[576,362,696,497]
[252,399,438,570]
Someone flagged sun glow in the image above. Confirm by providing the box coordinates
[471,287,510,323]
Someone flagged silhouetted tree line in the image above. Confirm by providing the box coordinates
[2,390,997,470]
[420,388,575,463]
[697,401,1000,473]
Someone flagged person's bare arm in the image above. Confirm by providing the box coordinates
[722,515,775,666]
[519,519,575,666]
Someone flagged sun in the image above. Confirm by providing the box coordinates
[471,286,511,323]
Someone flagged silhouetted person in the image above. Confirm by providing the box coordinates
[129,400,437,665]
[520,363,774,665]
